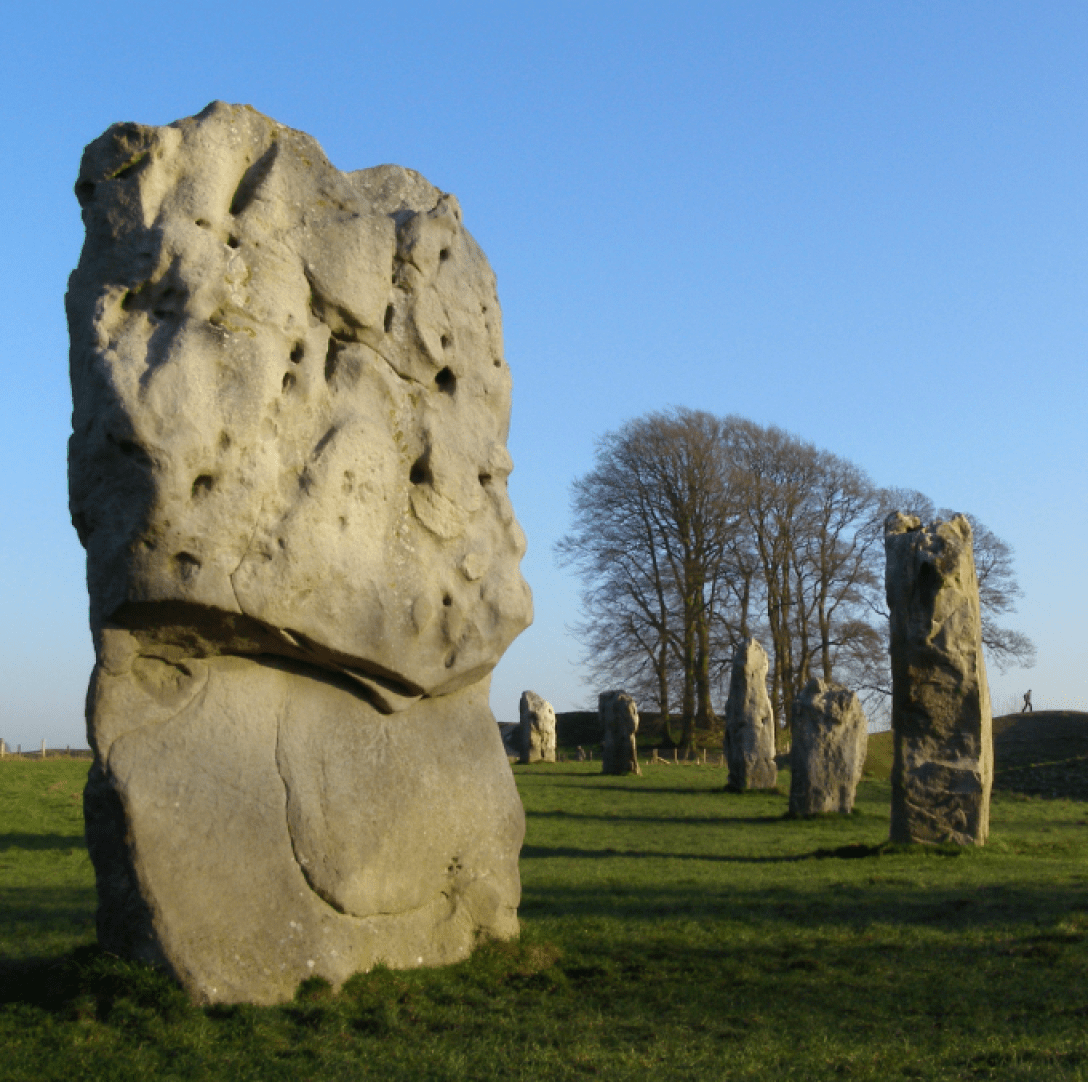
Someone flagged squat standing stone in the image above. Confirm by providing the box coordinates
[599,691,641,776]
[67,103,533,1004]
[723,637,778,790]
[789,678,868,815]
[884,513,993,845]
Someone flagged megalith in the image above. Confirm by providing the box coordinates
[789,679,868,815]
[67,103,533,1004]
[723,638,777,790]
[884,512,993,845]
[518,691,557,763]
[599,691,640,776]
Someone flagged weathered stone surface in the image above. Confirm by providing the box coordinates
[599,691,640,776]
[789,679,868,815]
[518,691,556,763]
[724,638,777,790]
[68,102,531,1003]
[885,513,993,845]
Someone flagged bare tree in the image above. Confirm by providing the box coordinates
[559,413,1035,750]
[557,409,736,751]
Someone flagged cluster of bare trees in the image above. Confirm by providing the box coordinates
[557,408,1034,751]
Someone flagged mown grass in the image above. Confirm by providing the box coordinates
[2,752,1087,1081]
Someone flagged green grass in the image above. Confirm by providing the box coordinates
[2,756,1088,1080]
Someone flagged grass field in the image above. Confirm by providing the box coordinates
[1,719,1087,1081]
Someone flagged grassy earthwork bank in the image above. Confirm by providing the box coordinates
[2,715,1088,1080]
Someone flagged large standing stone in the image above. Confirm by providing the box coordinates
[789,679,868,815]
[723,638,777,790]
[68,103,533,1004]
[884,513,993,845]
[599,691,641,776]
[518,691,556,763]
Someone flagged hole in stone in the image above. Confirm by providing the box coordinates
[282,371,296,392]
[227,236,240,249]
[384,304,394,333]
[445,651,457,669]
[409,457,431,485]
[439,248,450,262]
[290,341,305,363]
[325,338,344,382]
[114,438,151,468]
[219,431,232,451]
[493,359,501,368]
[442,594,452,607]
[435,367,456,394]
[478,472,492,486]
[195,218,210,228]
[74,181,95,206]
[175,552,201,581]
[191,474,215,498]
[440,334,451,350]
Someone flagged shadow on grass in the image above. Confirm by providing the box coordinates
[521,841,958,864]
[0,834,86,852]
[519,874,1088,930]
[526,809,786,825]
[0,945,191,1021]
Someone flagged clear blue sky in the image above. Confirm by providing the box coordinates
[1,1,1085,746]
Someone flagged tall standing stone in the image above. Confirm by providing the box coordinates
[723,637,777,790]
[67,103,533,1004]
[599,691,641,775]
[789,679,868,815]
[885,513,993,845]
[518,691,557,763]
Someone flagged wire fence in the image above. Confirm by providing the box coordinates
[0,741,93,761]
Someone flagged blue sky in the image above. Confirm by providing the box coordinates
[1,2,1085,746]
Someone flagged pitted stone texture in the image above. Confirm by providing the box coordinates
[67,101,531,708]
[724,638,777,790]
[69,104,531,1004]
[885,513,993,845]
[518,691,556,764]
[599,691,641,776]
[788,679,868,816]
[84,637,523,1004]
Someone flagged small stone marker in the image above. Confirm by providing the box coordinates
[885,512,993,845]
[723,637,778,790]
[789,678,868,815]
[599,691,641,775]
[67,103,533,1003]
[518,691,557,763]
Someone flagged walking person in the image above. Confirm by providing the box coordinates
[1021,689,1033,713]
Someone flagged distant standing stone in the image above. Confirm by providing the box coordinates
[723,638,778,790]
[599,691,641,776]
[518,691,557,763]
[885,513,993,845]
[789,679,868,815]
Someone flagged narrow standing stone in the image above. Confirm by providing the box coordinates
[599,691,641,776]
[885,513,993,845]
[723,637,778,790]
